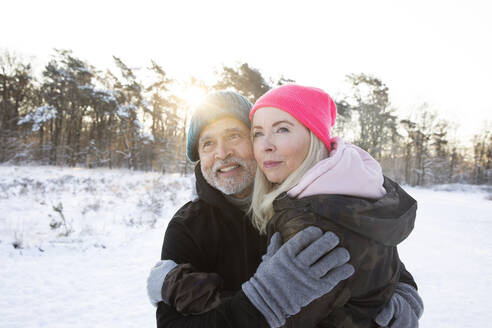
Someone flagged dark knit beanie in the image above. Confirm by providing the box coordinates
[186,90,252,162]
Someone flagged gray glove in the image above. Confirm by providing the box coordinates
[242,226,354,328]
[374,282,424,327]
[146,259,178,306]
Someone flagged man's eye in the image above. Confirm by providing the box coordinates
[230,133,241,139]
[202,141,213,149]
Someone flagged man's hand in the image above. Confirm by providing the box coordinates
[242,226,354,328]
[374,282,424,327]
[147,260,178,306]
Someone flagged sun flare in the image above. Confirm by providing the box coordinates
[182,86,207,108]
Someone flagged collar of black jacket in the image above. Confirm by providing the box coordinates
[272,177,417,247]
[194,163,248,220]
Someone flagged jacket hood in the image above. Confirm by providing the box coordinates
[274,177,417,246]
[288,137,386,200]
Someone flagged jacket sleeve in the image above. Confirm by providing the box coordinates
[156,219,269,328]
[161,220,206,267]
[162,263,225,314]
[160,220,227,315]
[156,291,269,328]
[398,260,418,290]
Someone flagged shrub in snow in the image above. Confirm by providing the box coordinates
[51,202,73,237]
[12,231,23,249]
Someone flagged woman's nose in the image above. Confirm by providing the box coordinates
[262,135,276,152]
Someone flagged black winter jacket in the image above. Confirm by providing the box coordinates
[156,164,269,328]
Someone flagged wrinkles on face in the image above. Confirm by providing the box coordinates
[198,117,256,198]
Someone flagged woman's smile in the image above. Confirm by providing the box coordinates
[263,160,282,169]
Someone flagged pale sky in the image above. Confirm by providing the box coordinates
[2,0,491,144]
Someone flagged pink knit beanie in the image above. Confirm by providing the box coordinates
[249,84,337,150]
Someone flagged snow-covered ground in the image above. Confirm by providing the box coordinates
[0,165,491,327]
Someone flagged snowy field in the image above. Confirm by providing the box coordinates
[0,165,491,328]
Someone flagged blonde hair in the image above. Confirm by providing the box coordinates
[250,131,329,234]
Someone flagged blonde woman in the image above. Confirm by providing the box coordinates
[243,84,422,327]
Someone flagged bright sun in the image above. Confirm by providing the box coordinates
[182,86,207,108]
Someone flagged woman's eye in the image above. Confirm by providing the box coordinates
[277,127,289,133]
[253,131,263,138]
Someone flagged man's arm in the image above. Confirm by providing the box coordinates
[161,220,205,268]
[147,260,228,313]
[161,263,225,314]
[156,291,268,328]
[154,225,353,328]
[155,218,269,328]
[374,260,424,327]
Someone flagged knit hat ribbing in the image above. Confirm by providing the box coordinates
[186,90,252,162]
[249,84,337,150]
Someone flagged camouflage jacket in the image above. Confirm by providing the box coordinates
[270,176,417,328]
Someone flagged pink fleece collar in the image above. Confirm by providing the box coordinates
[288,137,386,199]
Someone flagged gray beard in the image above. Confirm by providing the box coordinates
[202,157,256,196]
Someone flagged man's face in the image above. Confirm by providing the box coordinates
[198,117,256,198]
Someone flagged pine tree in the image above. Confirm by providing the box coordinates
[0,51,34,163]
[346,73,397,161]
[214,63,271,103]
[112,56,145,170]
[39,49,94,166]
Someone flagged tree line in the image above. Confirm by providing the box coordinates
[1,49,490,185]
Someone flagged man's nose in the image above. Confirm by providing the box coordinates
[215,142,233,159]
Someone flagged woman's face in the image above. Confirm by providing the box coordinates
[252,107,311,184]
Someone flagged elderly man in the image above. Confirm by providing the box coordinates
[148,91,423,327]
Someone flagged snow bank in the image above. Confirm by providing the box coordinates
[398,185,492,328]
[0,165,192,249]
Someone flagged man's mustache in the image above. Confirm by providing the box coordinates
[212,158,244,174]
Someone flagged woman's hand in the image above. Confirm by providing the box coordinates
[242,226,354,328]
